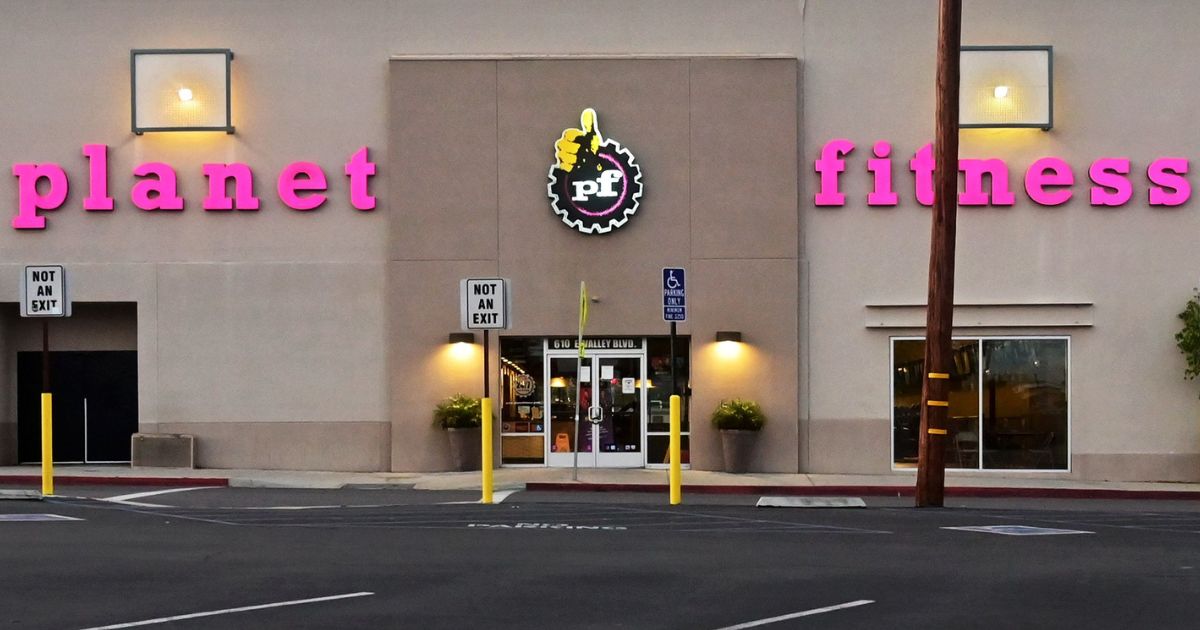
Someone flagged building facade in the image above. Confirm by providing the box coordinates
[1,0,1198,481]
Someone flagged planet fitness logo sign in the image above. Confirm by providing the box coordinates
[548,108,643,234]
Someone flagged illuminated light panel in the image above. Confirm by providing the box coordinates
[132,49,234,134]
[960,46,1052,130]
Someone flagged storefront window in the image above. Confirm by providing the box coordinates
[646,336,690,466]
[499,336,690,467]
[499,338,544,464]
[891,337,1068,471]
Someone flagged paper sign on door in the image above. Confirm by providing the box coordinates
[601,365,615,380]
[622,377,635,394]
[580,366,592,382]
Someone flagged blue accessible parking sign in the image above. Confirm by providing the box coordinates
[662,267,686,322]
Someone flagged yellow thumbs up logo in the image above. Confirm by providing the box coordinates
[555,108,603,173]
[548,108,643,235]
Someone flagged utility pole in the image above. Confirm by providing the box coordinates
[916,0,962,508]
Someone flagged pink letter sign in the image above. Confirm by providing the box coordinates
[203,163,261,211]
[867,141,898,206]
[277,162,328,211]
[1024,157,1074,206]
[1148,158,1190,206]
[344,147,377,210]
[11,163,69,230]
[812,140,1194,209]
[132,163,185,211]
[82,144,114,211]
[1088,158,1132,206]
[814,139,855,206]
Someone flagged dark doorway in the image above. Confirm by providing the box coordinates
[17,351,138,463]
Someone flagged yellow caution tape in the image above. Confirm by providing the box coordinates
[927,400,949,407]
[928,372,949,379]
[927,428,948,435]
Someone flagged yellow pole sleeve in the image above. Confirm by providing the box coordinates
[669,394,681,505]
[41,393,53,496]
[481,397,493,504]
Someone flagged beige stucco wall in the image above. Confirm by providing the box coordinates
[4,0,1198,479]
[0,1,803,471]
[802,0,1200,481]
[388,57,799,472]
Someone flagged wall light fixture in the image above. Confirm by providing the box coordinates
[960,46,1052,130]
[131,48,234,134]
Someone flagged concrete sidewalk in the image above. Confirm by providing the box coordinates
[2,464,1200,499]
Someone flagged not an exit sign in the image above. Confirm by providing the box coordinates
[20,265,71,318]
[459,278,511,330]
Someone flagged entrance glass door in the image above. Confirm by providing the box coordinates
[546,354,644,467]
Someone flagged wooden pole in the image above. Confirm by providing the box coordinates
[916,0,962,508]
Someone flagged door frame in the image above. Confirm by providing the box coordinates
[544,346,648,468]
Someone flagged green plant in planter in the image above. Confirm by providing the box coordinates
[1177,290,1200,397]
[710,399,767,431]
[433,394,482,429]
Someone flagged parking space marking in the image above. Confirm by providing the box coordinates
[943,525,1094,536]
[439,489,519,505]
[57,501,241,526]
[972,510,1200,535]
[85,500,891,534]
[101,487,219,508]
[607,504,893,534]
[712,599,875,629]
[78,591,374,629]
[0,513,82,522]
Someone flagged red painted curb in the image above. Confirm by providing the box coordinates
[0,475,229,488]
[524,482,1200,501]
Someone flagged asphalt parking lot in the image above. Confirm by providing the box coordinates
[2,485,1199,629]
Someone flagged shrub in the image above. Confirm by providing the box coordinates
[433,394,482,429]
[1177,290,1200,397]
[710,399,767,431]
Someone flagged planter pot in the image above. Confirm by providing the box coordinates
[720,429,758,473]
[446,427,481,471]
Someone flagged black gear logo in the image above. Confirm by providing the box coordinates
[547,108,643,235]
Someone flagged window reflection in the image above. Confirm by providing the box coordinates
[892,337,1068,471]
[499,338,545,464]
[982,339,1068,470]
[893,339,979,469]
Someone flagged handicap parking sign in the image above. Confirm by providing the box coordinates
[663,267,685,322]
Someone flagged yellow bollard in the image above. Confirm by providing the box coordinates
[669,394,681,505]
[481,397,493,504]
[41,393,53,496]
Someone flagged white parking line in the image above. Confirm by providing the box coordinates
[78,591,374,629]
[712,599,875,630]
[101,487,219,508]
[439,489,519,505]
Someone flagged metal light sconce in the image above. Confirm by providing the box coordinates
[131,49,234,134]
[960,46,1053,130]
[448,333,475,344]
[715,331,743,343]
